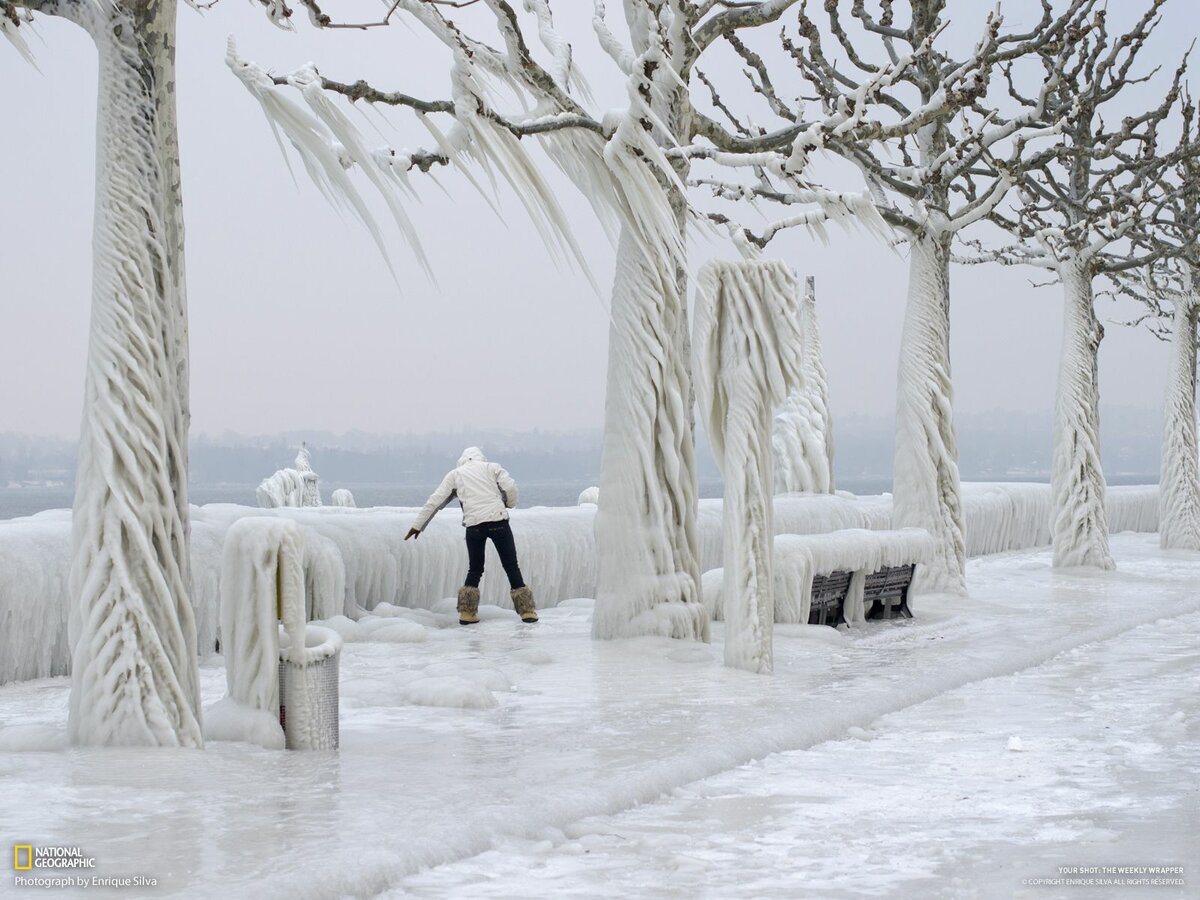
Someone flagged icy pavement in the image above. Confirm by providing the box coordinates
[1,533,1197,899]
[397,606,1198,899]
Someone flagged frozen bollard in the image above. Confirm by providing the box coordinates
[278,624,342,751]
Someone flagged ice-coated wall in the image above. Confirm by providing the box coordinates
[0,484,1160,684]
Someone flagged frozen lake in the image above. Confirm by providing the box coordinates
[1,533,1195,899]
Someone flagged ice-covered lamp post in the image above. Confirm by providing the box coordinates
[695,261,804,673]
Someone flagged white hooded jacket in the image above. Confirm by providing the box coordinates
[412,447,519,531]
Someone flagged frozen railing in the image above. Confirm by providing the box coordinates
[0,484,1159,684]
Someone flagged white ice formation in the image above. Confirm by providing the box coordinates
[577,487,600,506]
[205,517,342,750]
[257,444,323,508]
[695,260,805,673]
[204,518,305,749]
[773,276,835,494]
[331,489,357,509]
[0,485,1159,687]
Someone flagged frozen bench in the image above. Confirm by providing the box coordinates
[773,528,934,627]
[700,527,933,627]
[862,563,918,620]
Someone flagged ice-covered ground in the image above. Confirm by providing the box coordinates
[1,533,1196,899]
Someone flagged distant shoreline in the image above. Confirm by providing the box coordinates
[0,474,1159,521]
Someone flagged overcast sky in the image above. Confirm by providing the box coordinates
[1,1,1193,439]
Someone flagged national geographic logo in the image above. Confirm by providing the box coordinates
[11,844,96,870]
[11,844,159,890]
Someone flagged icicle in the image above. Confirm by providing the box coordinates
[225,39,397,277]
[1,11,38,67]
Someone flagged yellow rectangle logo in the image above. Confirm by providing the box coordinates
[13,845,33,870]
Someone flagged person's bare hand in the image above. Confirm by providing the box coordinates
[405,528,420,541]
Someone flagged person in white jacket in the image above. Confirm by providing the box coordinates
[405,447,537,625]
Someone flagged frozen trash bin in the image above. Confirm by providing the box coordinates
[278,624,342,750]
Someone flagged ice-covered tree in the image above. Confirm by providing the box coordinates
[771,276,834,494]
[699,0,1089,593]
[1112,99,1200,550]
[4,0,202,746]
[227,1,957,639]
[1155,278,1200,550]
[961,2,1189,569]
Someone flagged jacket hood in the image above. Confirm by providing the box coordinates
[458,446,486,466]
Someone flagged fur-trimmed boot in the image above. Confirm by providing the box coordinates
[457,586,480,625]
[511,586,538,623]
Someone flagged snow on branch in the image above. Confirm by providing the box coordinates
[961,2,1199,277]
[768,0,1094,239]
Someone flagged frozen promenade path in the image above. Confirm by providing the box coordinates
[1,533,1197,899]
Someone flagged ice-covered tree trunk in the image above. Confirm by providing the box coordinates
[773,276,835,494]
[592,228,707,640]
[1159,282,1200,550]
[66,0,202,747]
[695,261,803,674]
[1049,258,1113,568]
[892,231,966,594]
[1050,257,1113,570]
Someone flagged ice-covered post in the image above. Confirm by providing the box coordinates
[5,0,204,746]
[773,275,835,494]
[204,518,306,749]
[695,261,804,674]
[294,442,322,507]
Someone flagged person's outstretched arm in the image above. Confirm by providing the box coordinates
[494,465,519,509]
[406,472,456,539]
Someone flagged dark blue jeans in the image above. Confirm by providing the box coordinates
[464,519,525,589]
